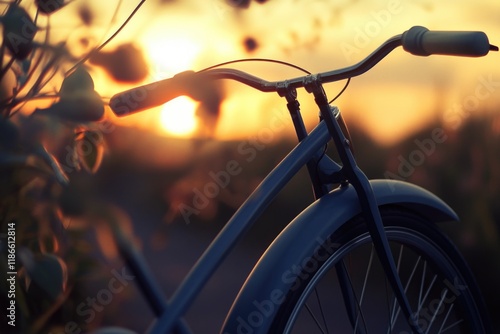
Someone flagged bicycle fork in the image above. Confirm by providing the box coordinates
[302,77,424,334]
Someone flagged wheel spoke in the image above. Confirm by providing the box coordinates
[314,287,330,333]
[425,288,448,334]
[386,244,405,333]
[441,318,464,333]
[278,219,485,333]
[305,302,327,334]
[336,258,369,333]
[414,273,438,324]
[354,244,375,332]
[438,302,454,333]
[418,261,428,310]
[390,253,422,330]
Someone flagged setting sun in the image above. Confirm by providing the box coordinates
[144,35,200,80]
[141,25,204,137]
[108,0,500,144]
[159,96,199,137]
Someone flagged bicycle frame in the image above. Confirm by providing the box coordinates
[148,58,415,333]
[118,77,447,334]
[138,104,455,334]
[108,26,497,333]
[147,114,333,333]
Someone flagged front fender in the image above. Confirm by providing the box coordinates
[221,179,458,334]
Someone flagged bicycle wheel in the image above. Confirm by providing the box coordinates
[269,207,491,333]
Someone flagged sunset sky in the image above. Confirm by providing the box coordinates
[62,0,500,145]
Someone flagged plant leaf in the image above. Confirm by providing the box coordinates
[60,67,95,97]
[20,250,68,301]
[32,90,105,122]
[2,4,36,59]
[76,130,104,173]
[89,43,148,83]
[36,0,66,14]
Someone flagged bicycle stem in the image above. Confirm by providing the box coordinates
[277,83,329,198]
[305,77,424,333]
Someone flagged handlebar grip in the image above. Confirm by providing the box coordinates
[110,70,197,116]
[402,26,492,57]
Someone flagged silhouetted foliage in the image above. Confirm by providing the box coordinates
[243,36,258,52]
[90,43,148,83]
[78,3,94,26]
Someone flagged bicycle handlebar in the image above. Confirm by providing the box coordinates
[110,26,497,117]
[110,71,199,116]
[402,26,495,57]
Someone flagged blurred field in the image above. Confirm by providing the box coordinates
[61,110,500,332]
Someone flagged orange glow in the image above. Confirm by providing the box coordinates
[100,0,500,144]
[159,96,199,137]
[141,24,203,137]
[145,36,200,77]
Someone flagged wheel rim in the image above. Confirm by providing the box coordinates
[282,227,482,333]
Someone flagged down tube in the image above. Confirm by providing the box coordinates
[149,121,332,334]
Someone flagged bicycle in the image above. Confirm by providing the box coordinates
[106,26,497,333]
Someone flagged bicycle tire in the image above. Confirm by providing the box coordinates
[269,207,491,333]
